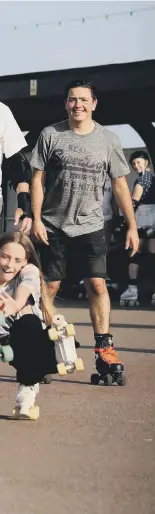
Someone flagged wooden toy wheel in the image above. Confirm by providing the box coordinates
[48,328,58,341]
[66,323,75,337]
[75,358,84,372]
[29,406,40,420]
[57,363,67,376]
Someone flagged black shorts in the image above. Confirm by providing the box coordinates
[38,228,106,282]
[5,315,57,386]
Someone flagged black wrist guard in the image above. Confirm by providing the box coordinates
[132,199,139,212]
[17,192,32,218]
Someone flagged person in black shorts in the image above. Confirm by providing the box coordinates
[30,79,139,379]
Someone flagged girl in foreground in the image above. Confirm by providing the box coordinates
[0,231,57,418]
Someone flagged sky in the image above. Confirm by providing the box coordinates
[0,1,154,25]
[0,1,154,148]
[0,1,154,75]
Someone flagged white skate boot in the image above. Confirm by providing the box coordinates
[13,383,39,420]
[120,285,139,307]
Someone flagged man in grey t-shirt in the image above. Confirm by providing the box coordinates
[31,79,139,381]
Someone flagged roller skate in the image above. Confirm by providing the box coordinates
[48,313,84,376]
[91,334,126,386]
[78,281,88,300]
[13,383,39,420]
[41,374,53,384]
[120,285,139,307]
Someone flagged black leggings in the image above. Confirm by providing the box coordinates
[6,314,57,386]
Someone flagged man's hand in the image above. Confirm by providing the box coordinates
[125,227,139,257]
[14,208,32,234]
[32,219,49,245]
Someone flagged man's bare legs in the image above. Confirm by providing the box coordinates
[47,281,61,303]
[47,277,111,334]
[84,278,110,334]
[47,277,122,369]
[84,277,123,377]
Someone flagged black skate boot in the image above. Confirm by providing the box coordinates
[90,334,126,386]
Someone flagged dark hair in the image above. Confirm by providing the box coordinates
[64,79,97,100]
[129,151,150,165]
[0,231,54,325]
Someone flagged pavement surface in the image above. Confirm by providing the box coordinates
[0,300,155,514]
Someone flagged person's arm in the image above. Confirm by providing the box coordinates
[112,177,136,229]
[31,169,49,245]
[5,151,32,232]
[112,177,139,256]
[31,169,45,221]
[130,182,143,213]
[108,134,139,256]
[0,286,31,316]
[30,130,50,244]
[14,263,40,313]
[0,264,40,316]
[132,183,143,202]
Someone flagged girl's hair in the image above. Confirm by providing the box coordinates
[129,151,150,165]
[0,231,54,325]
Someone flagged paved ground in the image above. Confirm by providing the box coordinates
[0,300,155,514]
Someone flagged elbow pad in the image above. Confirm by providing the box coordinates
[17,192,32,218]
[132,199,139,212]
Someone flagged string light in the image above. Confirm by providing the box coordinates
[0,5,154,30]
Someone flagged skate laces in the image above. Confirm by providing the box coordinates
[98,346,121,365]
[95,337,122,365]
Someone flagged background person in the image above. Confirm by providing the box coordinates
[31,79,139,379]
[120,151,155,305]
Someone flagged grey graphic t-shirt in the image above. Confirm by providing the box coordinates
[102,175,113,222]
[31,120,130,237]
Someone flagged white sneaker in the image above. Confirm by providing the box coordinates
[16,383,39,417]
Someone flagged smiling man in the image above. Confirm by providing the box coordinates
[31,79,139,380]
